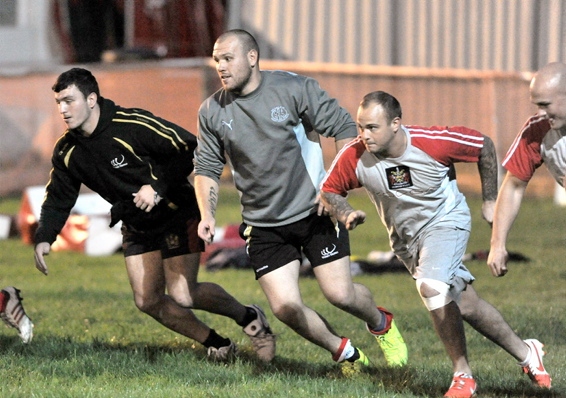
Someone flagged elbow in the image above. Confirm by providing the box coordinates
[482,135,496,154]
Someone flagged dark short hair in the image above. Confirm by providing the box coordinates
[360,91,402,122]
[217,29,260,59]
[52,68,100,99]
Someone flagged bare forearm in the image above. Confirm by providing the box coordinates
[194,175,219,219]
[487,173,527,276]
[490,174,526,247]
[320,191,353,224]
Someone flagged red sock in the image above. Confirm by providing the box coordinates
[367,307,393,335]
[332,337,351,362]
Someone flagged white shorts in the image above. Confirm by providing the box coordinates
[399,224,474,296]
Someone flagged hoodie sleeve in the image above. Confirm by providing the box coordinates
[34,139,82,244]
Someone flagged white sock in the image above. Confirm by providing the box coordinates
[518,343,532,366]
[336,339,355,362]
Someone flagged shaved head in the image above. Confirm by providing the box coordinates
[530,62,566,132]
[531,62,566,94]
[216,29,260,59]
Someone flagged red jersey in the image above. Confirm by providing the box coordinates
[502,115,566,185]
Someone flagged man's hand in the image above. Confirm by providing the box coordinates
[133,184,160,213]
[486,246,509,277]
[344,210,366,230]
[34,242,51,275]
[314,194,329,216]
[198,218,216,244]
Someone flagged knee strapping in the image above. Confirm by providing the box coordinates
[416,278,453,311]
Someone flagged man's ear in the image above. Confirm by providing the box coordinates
[248,49,258,67]
[87,92,97,109]
[391,117,401,132]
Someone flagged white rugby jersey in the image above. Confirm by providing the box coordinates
[322,125,484,256]
[502,114,566,186]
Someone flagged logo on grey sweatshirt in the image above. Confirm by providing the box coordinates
[222,119,234,130]
[271,106,289,122]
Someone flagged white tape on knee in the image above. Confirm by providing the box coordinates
[416,278,453,311]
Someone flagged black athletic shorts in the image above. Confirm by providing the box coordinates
[121,206,205,259]
[240,212,350,279]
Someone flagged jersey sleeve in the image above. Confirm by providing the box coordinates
[408,125,484,165]
[321,139,365,195]
[299,77,358,141]
[501,115,549,182]
[194,98,227,181]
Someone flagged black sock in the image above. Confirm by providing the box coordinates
[202,329,231,349]
[237,306,257,327]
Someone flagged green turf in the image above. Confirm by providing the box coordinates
[0,186,564,397]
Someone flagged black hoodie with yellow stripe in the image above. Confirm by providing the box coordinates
[35,98,197,244]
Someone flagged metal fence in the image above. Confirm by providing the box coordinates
[227,0,566,72]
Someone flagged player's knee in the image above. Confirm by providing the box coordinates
[271,301,302,325]
[172,296,194,309]
[133,293,161,315]
[325,288,355,309]
[168,289,194,308]
[416,278,453,311]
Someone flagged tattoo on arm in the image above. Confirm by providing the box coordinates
[208,186,218,217]
[321,192,353,224]
[478,135,498,201]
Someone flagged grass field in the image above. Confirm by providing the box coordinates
[0,186,564,397]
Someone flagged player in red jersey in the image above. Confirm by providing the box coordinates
[489,62,566,280]
[322,90,552,396]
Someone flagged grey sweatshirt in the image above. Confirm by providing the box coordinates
[195,70,357,227]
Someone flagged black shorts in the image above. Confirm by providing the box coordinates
[121,206,205,259]
[240,213,350,279]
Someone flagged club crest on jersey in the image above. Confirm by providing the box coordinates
[271,106,289,122]
[386,165,413,189]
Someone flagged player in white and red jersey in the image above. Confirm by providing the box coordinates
[489,62,566,278]
[321,91,552,397]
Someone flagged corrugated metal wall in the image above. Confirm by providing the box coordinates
[227,0,566,72]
